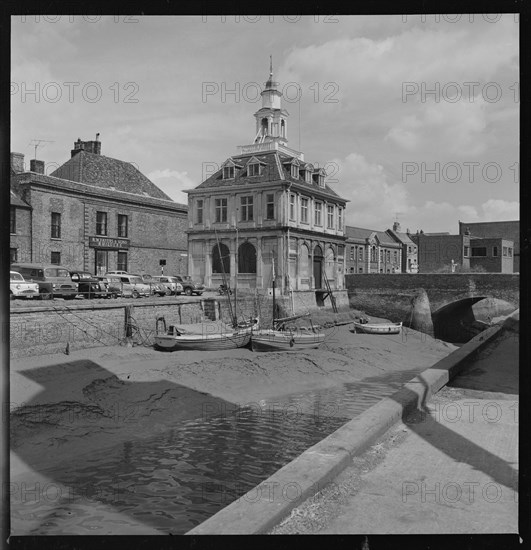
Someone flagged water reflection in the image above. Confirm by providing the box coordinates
[13,367,424,534]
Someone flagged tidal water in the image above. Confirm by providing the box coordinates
[13,367,422,534]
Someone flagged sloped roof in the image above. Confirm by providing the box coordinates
[50,150,172,201]
[346,226,400,246]
[345,226,374,241]
[10,175,31,208]
[11,171,187,212]
[387,229,416,245]
[193,150,345,201]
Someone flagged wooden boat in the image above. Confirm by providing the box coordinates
[154,319,257,351]
[251,258,326,352]
[351,321,402,335]
[251,326,325,352]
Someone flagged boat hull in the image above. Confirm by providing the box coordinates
[351,322,402,335]
[251,329,325,352]
[154,329,251,351]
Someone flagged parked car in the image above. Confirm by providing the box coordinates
[10,270,39,300]
[11,263,78,300]
[118,274,150,298]
[131,274,167,297]
[70,271,109,299]
[152,276,183,295]
[97,275,122,298]
[105,270,129,276]
[173,275,205,296]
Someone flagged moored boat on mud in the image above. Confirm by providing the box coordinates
[154,319,258,351]
[251,258,326,352]
[251,324,325,351]
[351,321,402,334]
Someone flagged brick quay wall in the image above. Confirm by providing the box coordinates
[9,298,217,358]
[10,290,349,358]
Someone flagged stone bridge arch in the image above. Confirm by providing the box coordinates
[432,295,517,342]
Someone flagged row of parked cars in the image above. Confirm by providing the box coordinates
[9,263,205,300]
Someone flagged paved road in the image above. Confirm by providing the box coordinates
[272,323,519,534]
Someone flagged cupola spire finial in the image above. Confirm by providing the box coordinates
[270,54,273,77]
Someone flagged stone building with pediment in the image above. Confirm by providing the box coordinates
[185,64,348,293]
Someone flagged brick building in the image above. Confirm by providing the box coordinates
[10,138,188,276]
[411,231,470,272]
[186,65,348,291]
[345,226,402,274]
[386,222,418,273]
[410,230,513,273]
[458,220,519,272]
[468,237,514,273]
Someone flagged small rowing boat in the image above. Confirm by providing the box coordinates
[351,321,402,335]
[251,325,325,352]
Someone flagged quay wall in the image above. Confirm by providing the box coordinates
[9,298,216,358]
[10,290,347,358]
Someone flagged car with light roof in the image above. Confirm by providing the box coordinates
[130,274,168,297]
[10,270,39,300]
[152,276,183,295]
[118,274,150,298]
[11,263,78,300]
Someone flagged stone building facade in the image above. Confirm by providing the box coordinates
[10,139,188,276]
[345,226,402,274]
[186,66,348,292]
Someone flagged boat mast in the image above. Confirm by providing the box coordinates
[215,229,237,327]
[271,255,276,328]
[235,215,238,324]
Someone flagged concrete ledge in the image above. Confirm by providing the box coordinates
[186,311,518,534]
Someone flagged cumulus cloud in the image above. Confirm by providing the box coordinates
[386,99,491,157]
[331,152,409,228]
[481,199,519,220]
[147,169,195,204]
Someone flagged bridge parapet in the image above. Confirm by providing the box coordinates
[345,273,519,323]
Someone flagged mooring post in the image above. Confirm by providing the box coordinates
[125,305,134,342]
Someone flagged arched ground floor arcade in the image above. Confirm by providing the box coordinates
[188,231,346,292]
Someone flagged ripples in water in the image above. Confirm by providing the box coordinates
[14,367,423,534]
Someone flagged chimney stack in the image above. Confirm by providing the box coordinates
[10,152,25,173]
[71,136,101,157]
[392,221,401,232]
[30,159,45,174]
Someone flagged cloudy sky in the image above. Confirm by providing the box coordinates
[11,14,519,233]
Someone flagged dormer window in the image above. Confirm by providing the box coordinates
[291,164,299,179]
[248,163,261,177]
[305,170,312,183]
[283,158,300,180]
[223,166,235,179]
[312,169,325,187]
